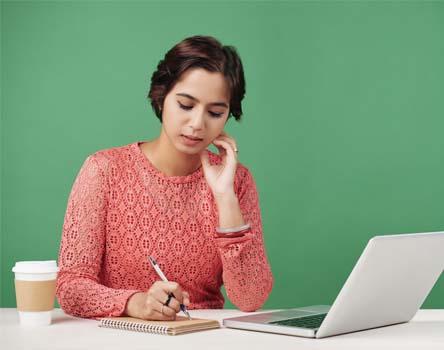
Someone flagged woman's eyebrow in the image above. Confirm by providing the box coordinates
[176,93,228,108]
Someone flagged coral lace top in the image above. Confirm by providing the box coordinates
[56,141,273,318]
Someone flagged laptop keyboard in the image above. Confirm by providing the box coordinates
[269,313,327,329]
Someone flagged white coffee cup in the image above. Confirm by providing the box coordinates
[12,261,59,326]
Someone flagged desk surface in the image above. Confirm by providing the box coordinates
[1,308,444,350]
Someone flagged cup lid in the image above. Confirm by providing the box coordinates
[12,260,59,274]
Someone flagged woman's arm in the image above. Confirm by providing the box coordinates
[214,166,274,312]
[56,154,141,318]
[214,192,245,229]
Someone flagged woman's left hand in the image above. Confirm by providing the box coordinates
[200,131,238,199]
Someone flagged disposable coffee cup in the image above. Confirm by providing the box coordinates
[12,260,59,326]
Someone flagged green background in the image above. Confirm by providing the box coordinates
[1,1,444,309]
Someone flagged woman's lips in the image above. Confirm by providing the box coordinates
[181,135,203,146]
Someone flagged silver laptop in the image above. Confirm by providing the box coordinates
[223,231,444,338]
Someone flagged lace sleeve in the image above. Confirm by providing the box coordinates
[215,167,273,311]
[56,154,140,318]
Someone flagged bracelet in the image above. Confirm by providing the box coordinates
[215,222,251,234]
[214,231,247,239]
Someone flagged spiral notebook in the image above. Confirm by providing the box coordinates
[98,316,220,335]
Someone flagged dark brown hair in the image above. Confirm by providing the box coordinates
[148,35,246,122]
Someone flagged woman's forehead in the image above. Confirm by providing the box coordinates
[173,68,230,103]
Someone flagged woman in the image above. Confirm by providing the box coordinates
[56,35,273,320]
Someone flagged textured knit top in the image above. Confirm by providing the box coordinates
[56,141,273,318]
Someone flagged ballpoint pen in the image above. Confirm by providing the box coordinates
[148,256,192,320]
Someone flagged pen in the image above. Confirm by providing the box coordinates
[148,256,192,320]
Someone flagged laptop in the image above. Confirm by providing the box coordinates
[223,231,444,338]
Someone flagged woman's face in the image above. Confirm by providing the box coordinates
[161,68,230,155]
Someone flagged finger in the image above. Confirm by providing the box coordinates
[214,137,236,154]
[167,297,181,313]
[182,291,190,306]
[212,139,228,159]
[212,139,236,163]
[153,298,177,318]
[151,286,170,306]
[212,139,227,154]
[163,282,185,304]
[218,135,237,153]
[153,281,181,300]
[216,131,235,146]
[213,132,231,145]
[200,149,210,169]
[140,296,175,321]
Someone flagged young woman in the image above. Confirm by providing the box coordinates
[56,35,273,320]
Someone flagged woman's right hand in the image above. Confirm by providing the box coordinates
[124,281,190,320]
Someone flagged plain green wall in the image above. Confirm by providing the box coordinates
[2,1,444,309]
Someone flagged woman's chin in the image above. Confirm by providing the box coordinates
[175,141,207,155]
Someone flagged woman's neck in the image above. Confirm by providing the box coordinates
[142,131,202,177]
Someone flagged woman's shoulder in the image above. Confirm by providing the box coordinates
[85,141,139,171]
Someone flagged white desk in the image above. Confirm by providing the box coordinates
[1,308,443,349]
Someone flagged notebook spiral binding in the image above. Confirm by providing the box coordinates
[100,318,169,335]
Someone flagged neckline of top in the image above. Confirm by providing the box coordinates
[132,141,207,184]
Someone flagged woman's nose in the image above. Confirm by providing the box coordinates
[189,110,204,130]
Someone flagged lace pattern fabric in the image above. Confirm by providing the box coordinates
[56,141,273,318]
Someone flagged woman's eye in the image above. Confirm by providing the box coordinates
[178,102,223,118]
[178,102,192,110]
